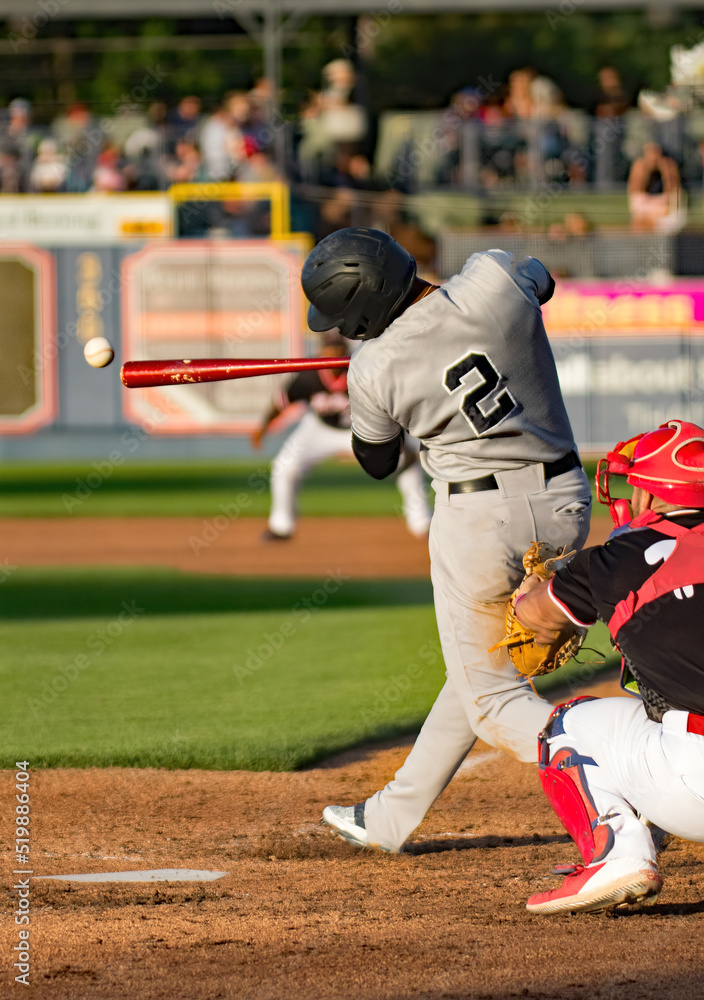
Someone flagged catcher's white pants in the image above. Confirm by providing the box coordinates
[268,411,432,538]
[545,696,704,863]
[364,463,592,851]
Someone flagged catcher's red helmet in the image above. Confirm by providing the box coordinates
[597,420,704,526]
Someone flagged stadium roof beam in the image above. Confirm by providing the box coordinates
[0,0,699,12]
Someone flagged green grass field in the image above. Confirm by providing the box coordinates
[0,457,614,769]
[0,567,617,770]
[0,459,607,518]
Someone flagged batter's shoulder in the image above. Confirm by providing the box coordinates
[348,338,393,384]
[462,249,554,306]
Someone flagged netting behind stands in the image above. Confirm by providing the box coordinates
[438,231,675,280]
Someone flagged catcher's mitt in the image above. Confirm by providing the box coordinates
[489,541,587,678]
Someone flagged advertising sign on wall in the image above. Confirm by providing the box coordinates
[0,194,171,246]
[121,239,308,433]
[545,282,704,450]
[0,244,56,434]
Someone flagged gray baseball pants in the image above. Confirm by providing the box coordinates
[363,463,592,851]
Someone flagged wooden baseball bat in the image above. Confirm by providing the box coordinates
[121,356,350,389]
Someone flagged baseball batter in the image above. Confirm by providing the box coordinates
[300,228,592,852]
[516,420,704,913]
[252,334,432,541]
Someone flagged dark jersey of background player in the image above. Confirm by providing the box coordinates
[549,511,704,720]
[278,368,350,430]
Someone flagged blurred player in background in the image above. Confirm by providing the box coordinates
[251,332,432,541]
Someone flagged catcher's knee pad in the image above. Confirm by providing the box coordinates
[538,698,613,866]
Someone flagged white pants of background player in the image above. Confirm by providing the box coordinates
[268,410,432,539]
[364,463,592,851]
[545,696,704,863]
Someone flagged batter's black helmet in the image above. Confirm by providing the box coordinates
[301,227,416,341]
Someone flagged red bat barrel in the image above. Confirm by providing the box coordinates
[121,356,350,389]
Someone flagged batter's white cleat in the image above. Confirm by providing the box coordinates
[526,857,663,915]
[321,804,401,853]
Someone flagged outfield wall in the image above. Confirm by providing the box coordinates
[0,238,310,460]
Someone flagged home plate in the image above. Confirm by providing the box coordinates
[34,869,229,883]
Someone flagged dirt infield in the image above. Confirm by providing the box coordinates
[6,515,702,999]
[9,682,704,1000]
[0,515,611,578]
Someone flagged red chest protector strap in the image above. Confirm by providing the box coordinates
[608,511,704,641]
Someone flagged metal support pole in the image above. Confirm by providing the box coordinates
[263,1,286,175]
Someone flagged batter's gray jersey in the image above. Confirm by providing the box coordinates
[347,250,575,482]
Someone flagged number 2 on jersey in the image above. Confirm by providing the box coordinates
[443,351,518,436]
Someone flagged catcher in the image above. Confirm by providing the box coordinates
[511,420,704,914]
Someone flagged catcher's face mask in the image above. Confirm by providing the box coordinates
[597,419,704,527]
[596,434,643,528]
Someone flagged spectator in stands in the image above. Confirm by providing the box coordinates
[530,76,572,184]
[485,68,542,186]
[296,91,330,182]
[163,139,205,184]
[593,66,631,119]
[91,144,126,192]
[166,95,201,147]
[628,141,683,232]
[314,186,355,240]
[477,90,515,189]
[29,138,68,192]
[124,148,163,191]
[505,67,536,120]
[321,58,357,108]
[298,59,368,183]
[4,98,39,184]
[200,92,248,181]
[53,103,93,151]
[237,149,282,183]
[0,146,22,192]
[320,142,372,189]
[437,87,482,186]
[247,77,275,150]
[6,98,34,145]
[51,103,98,192]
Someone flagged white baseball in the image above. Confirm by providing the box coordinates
[83,336,114,368]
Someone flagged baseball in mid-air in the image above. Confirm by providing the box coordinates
[83,336,115,368]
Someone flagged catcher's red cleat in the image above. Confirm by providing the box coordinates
[526,857,663,915]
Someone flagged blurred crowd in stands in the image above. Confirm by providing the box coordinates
[2,57,703,235]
